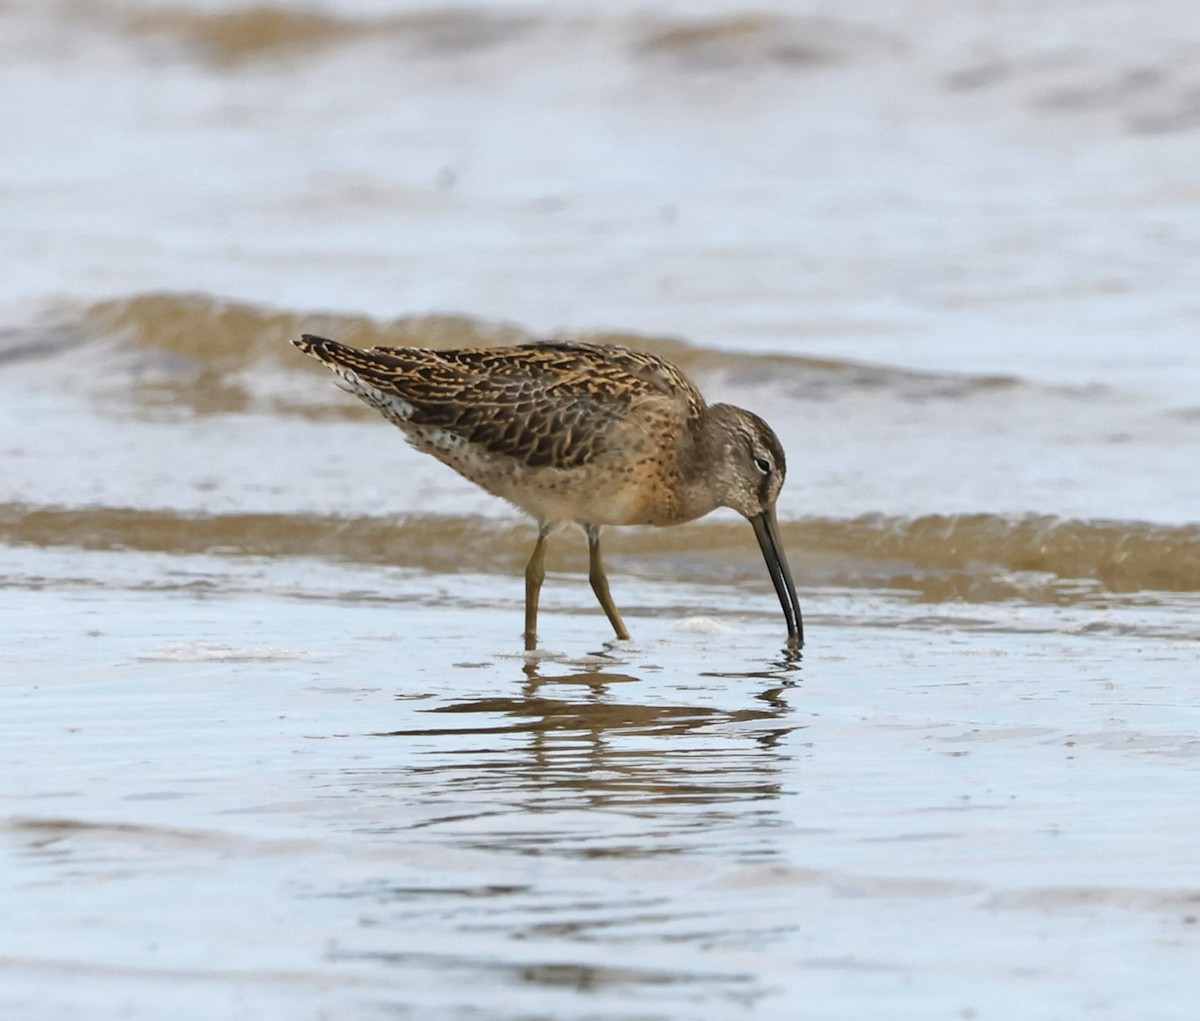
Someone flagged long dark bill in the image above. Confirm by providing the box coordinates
[750,508,804,646]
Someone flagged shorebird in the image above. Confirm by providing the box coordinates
[293,334,803,650]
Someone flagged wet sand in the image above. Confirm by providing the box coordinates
[4,546,1199,1019]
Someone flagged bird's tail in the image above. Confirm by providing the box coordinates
[291,334,416,419]
[293,333,402,382]
[292,333,358,365]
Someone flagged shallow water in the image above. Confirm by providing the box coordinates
[3,0,1200,1017]
[5,548,1200,1019]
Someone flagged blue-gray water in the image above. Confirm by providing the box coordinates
[3,1,1200,1018]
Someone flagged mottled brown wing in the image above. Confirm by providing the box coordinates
[301,338,704,470]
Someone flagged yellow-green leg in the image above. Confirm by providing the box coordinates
[585,525,630,640]
[524,525,550,651]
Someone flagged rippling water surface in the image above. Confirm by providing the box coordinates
[3,0,1200,1018]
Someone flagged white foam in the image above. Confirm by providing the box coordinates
[671,616,735,634]
[137,642,311,663]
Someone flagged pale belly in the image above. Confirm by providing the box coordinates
[485,462,670,527]
[417,436,703,528]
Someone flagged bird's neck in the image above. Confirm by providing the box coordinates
[664,404,738,524]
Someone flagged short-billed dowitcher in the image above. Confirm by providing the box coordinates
[293,334,803,650]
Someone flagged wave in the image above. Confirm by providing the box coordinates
[36,3,1199,136]
[70,2,538,65]
[9,292,1022,415]
[3,503,1197,602]
[633,14,899,71]
[60,3,897,70]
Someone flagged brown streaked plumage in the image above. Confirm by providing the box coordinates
[292,333,803,650]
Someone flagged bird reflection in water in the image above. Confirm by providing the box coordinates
[366,644,804,839]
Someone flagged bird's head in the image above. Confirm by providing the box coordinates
[703,404,788,519]
[703,404,803,646]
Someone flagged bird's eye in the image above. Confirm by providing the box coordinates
[753,456,772,475]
